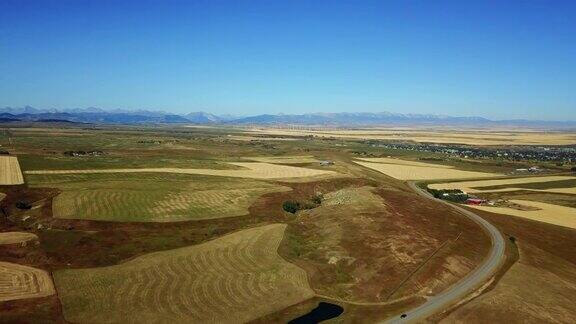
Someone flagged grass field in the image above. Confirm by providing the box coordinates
[26,161,335,180]
[0,156,24,185]
[27,173,290,222]
[355,159,500,180]
[54,224,314,324]
[0,261,55,302]
[0,232,38,245]
[468,200,576,229]
[429,176,576,194]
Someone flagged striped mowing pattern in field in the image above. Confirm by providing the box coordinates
[54,224,314,324]
[0,262,55,302]
[0,156,24,185]
[27,173,290,222]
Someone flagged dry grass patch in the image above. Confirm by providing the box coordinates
[468,200,576,229]
[0,262,55,302]
[429,176,576,194]
[0,156,24,185]
[355,160,500,180]
[54,224,314,324]
[26,162,335,180]
[0,232,38,245]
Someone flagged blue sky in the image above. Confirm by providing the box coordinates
[1,0,575,120]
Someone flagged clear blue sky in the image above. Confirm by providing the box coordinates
[1,0,575,120]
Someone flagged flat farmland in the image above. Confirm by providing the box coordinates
[0,261,55,302]
[429,176,576,194]
[25,161,335,180]
[468,199,576,229]
[0,156,24,185]
[27,173,290,222]
[54,224,314,324]
[354,159,500,180]
[246,128,576,146]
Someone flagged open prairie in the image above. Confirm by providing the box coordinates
[246,127,576,146]
[0,156,24,185]
[354,159,500,180]
[54,224,314,324]
[27,173,290,222]
[0,261,55,302]
[0,123,574,323]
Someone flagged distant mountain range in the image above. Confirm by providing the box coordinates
[1,106,575,128]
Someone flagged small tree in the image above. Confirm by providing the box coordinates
[16,201,32,210]
[282,201,300,214]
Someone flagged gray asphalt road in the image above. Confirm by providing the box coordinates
[384,182,506,323]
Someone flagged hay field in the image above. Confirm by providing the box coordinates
[0,232,38,245]
[27,173,290,222]
[246,128,576,145]
[0,262,55,302]
[0,156,24,185]
[469,200,576,229]
[246,155,318,164]
[26,162,334,180]
[54,224,314,324]
[429,176,576,194]
[355,160,500,180]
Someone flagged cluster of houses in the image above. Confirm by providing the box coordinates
[361,141,576,164]
[63,150,104,157]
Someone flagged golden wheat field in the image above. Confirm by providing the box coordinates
[0,262,55,302]
[428,176,576,194]
[246,128,576,145]
[0,232,38,245]
[355,160,500,180]
[0,156,24,185]
[54,224,314,324]
[26,162,334,180]
[468,200,576,229]
[27,173,290,222]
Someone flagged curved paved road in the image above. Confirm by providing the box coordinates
[384,182,505,323]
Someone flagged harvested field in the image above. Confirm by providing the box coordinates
[27,173,290,222]
[0,262,55,302]
[357,157,453,168]
[54,224,314,324]
[469,200,576,229]
[26,162,335,180]
[355,160,500,180]
[429,176,576,194]
[0,232,38,245]
[246,155,319,164]
[0,156,24,185]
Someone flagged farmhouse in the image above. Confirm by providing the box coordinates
[466,198,487,205]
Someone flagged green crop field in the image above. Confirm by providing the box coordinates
[27,173,290,222]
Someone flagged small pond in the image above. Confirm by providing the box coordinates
[288,302,344,323]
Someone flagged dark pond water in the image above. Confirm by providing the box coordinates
[288,302,344,323]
